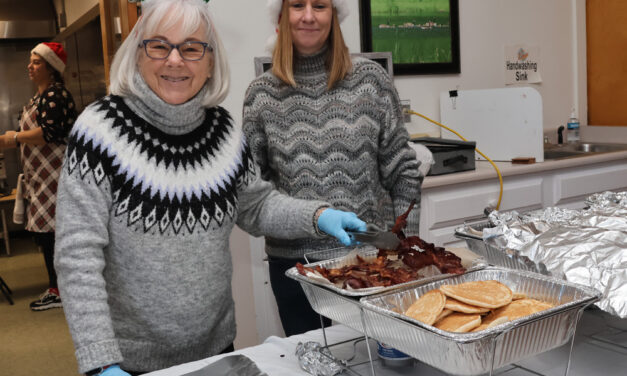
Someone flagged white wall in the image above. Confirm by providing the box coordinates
[62,0,99,27]
[209,0,598,349]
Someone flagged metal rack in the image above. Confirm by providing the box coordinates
[292,258,600,376]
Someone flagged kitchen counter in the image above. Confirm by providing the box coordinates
[419,150,627,246]
[423,150,627,189]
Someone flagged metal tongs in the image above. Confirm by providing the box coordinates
[347,224,400,251]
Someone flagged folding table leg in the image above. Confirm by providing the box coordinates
[0,209,10,256]
[0,276,13,305]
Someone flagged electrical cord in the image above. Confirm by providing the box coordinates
[406,109,503,211]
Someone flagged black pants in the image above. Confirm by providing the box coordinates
[31,232,57,289]
[268,256,331,337]
[123,344,235,375]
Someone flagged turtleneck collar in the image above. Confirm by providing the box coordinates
[123,72,208,135]
[293,44,329,78]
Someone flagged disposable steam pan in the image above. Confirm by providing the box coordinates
[359,267,600,375]
[285,246,486,332]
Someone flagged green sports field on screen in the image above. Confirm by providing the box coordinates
[370,0,452,64]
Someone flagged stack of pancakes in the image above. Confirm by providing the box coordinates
[404,280,553,333]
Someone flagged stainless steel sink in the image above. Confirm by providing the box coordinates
[573,143,627,153]
[544,142,627,160]
[543,149,584,159]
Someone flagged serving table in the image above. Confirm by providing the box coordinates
[144,306,627,376]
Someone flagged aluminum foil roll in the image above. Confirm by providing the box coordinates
[482,191,627,318]
[295,341,343,376]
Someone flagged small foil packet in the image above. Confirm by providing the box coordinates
[295,341,343,376]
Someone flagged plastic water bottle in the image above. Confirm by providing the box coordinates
[566,109,580,144]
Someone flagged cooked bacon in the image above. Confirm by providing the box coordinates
[390,199,416,239]
[344,278,369,289]
[295,202,466,289]
[396,236,465,275]
[296,256,421,288]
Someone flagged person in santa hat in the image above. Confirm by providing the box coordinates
[243,0,423,336]
[0,42,77,311]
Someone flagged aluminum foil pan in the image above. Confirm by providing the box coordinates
[455,222,549,275]
[287,245,487,298]
[359,267,600,376]
[455,191,627,318]
[286,246,487,332]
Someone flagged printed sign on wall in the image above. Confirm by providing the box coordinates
[505,45,542,85]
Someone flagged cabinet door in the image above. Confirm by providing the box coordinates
[551,160,627,208]
[420,175,543,245]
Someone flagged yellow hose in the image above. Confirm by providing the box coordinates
[407,110,503,211]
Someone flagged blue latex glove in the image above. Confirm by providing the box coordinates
[317,208,367,246]
[101,365,131,376]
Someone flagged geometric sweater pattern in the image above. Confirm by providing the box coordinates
[66,95,255,235]
[244,49,423,257]
[55,93,325,373]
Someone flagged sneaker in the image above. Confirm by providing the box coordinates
[30,288,62,311]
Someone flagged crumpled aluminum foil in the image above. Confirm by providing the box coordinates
[295,341,343,376]
[481,191,627,318]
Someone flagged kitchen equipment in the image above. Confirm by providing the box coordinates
[411,137,476,175]
[360,267,600,375]
[456,201,627,318]
[347,230,400,250]
[285,246,487,332]
[455,221,549,275]
[440,87,544,162]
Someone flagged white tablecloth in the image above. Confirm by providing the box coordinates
[144,325,365,376]
[143,309,627,376]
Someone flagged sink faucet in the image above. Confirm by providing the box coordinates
[557,125,565,144]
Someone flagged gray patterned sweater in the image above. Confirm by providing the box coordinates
[243,49,423,258]
[54,76,326,373]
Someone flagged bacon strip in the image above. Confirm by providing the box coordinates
[295,202,466,289]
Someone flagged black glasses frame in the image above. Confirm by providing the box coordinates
[140,39,213,61]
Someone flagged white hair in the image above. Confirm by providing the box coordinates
[109,0,229,107]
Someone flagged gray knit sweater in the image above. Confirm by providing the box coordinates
[243,49,423,258]
[54,76,326,373]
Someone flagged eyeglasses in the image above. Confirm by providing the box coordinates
[140,39,213,61]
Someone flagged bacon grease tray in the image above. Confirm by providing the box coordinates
[359,267,601,375]
[285,245,487,333]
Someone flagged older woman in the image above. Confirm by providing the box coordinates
[243,0,423,336]
[0,42,76,311]
[54,1,365,375]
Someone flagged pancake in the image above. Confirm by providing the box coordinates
[472,316,510,332]
[435,308,453,322]
[434,312,482,333]
[444,297,491,314]
[404,289,446,325]
[481,298,554,326]
[512,292,527,300]
[439,280,513,309]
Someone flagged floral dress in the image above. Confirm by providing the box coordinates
[19,82,77,232]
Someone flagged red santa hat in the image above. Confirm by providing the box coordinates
[31,42,67,73]
[266,0,349,52]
